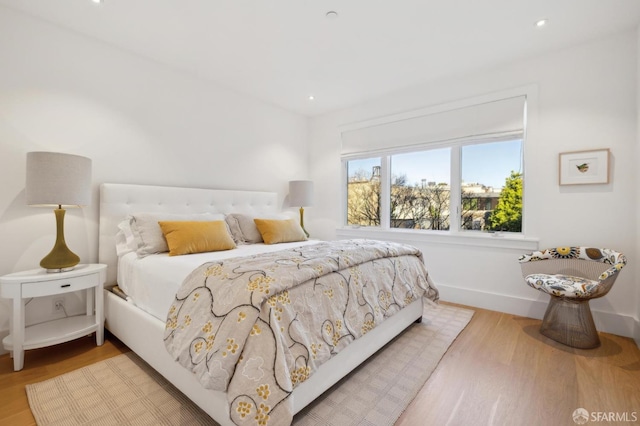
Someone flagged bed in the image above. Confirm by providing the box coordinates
[98,183,439,426]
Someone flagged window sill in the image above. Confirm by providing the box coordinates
[335,227,539,251]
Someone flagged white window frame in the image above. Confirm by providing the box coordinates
[340,132,537,251]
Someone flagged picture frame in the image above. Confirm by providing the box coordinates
[559,148,610,185]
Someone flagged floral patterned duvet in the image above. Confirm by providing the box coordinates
[164,239,439,425]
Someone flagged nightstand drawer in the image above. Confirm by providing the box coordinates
[22,273,99,298]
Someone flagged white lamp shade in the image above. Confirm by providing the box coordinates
[26,152,92,207]
[289,180,314,207]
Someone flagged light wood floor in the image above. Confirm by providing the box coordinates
[397,303,640,426]
[1,303,639,426]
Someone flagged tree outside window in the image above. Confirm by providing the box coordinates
[347,160,381,226]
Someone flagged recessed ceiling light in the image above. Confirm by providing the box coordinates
[535,19,548,28]
[325,11,338,19]
[308,95,315,101]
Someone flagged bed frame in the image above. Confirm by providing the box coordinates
[98,183,423,426]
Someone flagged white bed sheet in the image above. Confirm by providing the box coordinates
[117,240,321,321]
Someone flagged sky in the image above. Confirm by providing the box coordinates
[349,139,522,189]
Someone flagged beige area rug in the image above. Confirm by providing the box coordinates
[26,304,473,426]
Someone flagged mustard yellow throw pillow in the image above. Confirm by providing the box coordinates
[254,218,308,245]
[158,221,236,256]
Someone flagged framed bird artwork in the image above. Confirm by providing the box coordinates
[559,148,610,185]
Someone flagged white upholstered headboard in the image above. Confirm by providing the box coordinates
[98,183,279,286]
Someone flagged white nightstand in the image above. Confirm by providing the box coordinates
[0,264,106,371]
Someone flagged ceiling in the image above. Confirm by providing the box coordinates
[2,0,640,116]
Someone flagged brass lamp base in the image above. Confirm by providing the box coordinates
[40,208,80,273]
[299,207,309,238]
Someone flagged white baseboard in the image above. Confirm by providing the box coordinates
[438,283,637,340]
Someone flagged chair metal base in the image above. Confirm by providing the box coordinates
[539,296,600,349]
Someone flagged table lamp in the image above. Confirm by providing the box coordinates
[26,152,92,272]
[289,180,314,237]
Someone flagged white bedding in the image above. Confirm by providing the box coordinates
[117,240,322,320]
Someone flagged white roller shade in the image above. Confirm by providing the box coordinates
[341,95,526,155]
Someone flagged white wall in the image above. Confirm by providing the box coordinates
[0,8,309,343]
[636,26,640,348]
[308,30,638,338]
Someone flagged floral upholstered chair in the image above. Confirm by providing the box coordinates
[519,246,626,349]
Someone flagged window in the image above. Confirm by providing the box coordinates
[347,157,381,226]
[390,148,451,230]
[341,94,527,235]
[344,137,523,234]
[461,140,523,232]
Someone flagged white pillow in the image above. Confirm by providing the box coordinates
[115,218,137,257]
[130,212,225,257]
